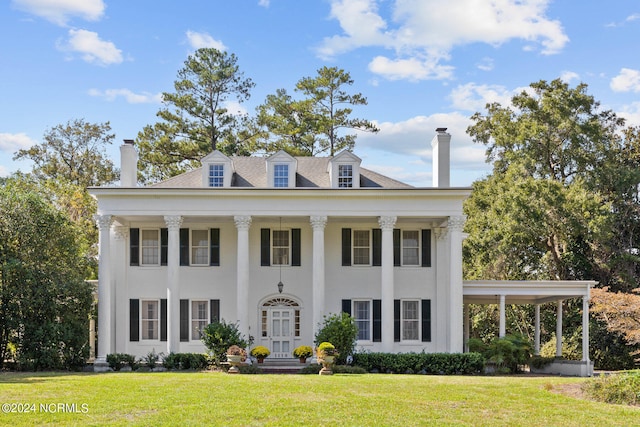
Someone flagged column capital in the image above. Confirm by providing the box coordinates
[434,227,448,241]
[448,215,467,232]
[310,215,328,230]
[113,226,129,241]
[378,215,397,230]
[164,215,183,230]
[94,214,113,230]
[234,215,252,230]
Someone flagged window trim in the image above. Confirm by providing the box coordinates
[273,163,289,188]
[208,163,225,187]
[140,229,161,266]
[190,229,210,266]
[352,229,371,266]
[338,164,353,188]
[401,230,421,266]
[190,300,209,340]
[400,299,421,342]
[140,299,160,341]
[271,229,291,266]
[353,299,372,342]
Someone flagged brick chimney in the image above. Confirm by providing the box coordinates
[120,139,138,187]
[431,128,450,188]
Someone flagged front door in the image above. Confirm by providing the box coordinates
[268,308,294,358]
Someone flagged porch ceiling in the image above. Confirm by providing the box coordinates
[463,280,595,305]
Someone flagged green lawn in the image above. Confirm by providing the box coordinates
[0,372,637,426]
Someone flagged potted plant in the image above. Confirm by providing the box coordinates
[250,345,270,363]
[316,342,338,375]
[226,345,247,374]
[293,345,313,363]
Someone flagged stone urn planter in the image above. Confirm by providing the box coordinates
[226,355,243,374]
[316,342,337,375]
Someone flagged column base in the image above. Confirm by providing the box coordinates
[93,357,112,372]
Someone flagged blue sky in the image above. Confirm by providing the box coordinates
[1,0,639,186]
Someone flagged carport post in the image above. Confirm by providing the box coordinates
[534,304,540,355]
[556,300,563,357]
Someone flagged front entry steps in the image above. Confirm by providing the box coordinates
[255,358,310,374]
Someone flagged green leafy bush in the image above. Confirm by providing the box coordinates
[471,334,531,374]
[201,319,249,365]
[315,312,357,364]
[352,352,484,375]
[142,349,163,369]
[106,353,138,371]
[162,353,209,370]
[582,371,640,405]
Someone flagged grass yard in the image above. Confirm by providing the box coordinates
[0,372,638,426]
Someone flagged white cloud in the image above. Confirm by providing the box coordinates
[59,29,123,66]
[610,68,640,93]
[476,57,494,72]
[0,165,10,178]
[0,132,36,153]
[368,54,454,81]
[88,88,162,104]
[449,83,513,112]
[560,71,580,83]
[12,0,105,26]
[618,102,640,127]
[258,0,270,7]
[186,31,226,51]
[318,0,569,81]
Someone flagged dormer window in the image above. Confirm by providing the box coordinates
[201,151,233,187]
[274,164,289,187]
[208,164,224,187]
[338,164,353,188]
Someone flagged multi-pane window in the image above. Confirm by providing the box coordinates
[141,300,159,340]
[208,164,224,187]
[402,300,420,340]
[402,230,420,266]
[272,230,290,265]
[141,230,160,265]
[338,164,353,188]
[353,230,371,265]
[274,164,289,187]
[353,300,371,341]
[191,301,209,340]
[191,230,209,265]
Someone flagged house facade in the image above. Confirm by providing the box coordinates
[89,129,593,376]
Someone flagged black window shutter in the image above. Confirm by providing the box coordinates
[210,299,220,323]
[180,299,189,342]
[422,299,432,342]
[291,228,301,266]
[129,299,139,342]
[393,229,401,266]
[179,228,189,266]
[421,229,432,267]
[210,228,220,266]
[394,299,401,342]
[160,228,168,266]
[341,228,351,266]
[372,228,382,266]
[373,299,382,342]
[261,228,270,266]
[130,228,140,266]
[160,299,167,341]
[341,299,352,315]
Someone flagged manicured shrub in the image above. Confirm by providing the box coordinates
[582,371,640,406]
[315,312,357,364]
[201,319,249,365]
[352,352,484,375]
[162,352,209,370]
[142,349,163,369]
[106,353,138,371]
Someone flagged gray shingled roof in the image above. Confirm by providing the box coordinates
[150,156,412,189]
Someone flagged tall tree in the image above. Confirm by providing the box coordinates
[13,119,118,188]
[0,179,93,369]
[136,48,256,182]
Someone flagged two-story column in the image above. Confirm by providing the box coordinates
[448,215,466,353]
[113,226,129,353]
[379,216,397,352]
[310,216,328,337]
[94,214,113,368]
[434,228,449,352]
[164,215,183,354]
[234,215,252,338]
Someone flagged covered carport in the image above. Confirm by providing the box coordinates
[463,280,596,376]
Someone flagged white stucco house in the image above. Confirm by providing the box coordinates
[89,129,594,375]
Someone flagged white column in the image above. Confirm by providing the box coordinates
[556,299,563,357]
[448,215,466,353]
[534,304,541,356]
[234,215,252,338]
[499,295,506,338]
[434,228,449,352]
[94,214,113,366]
[582,296,590,362]
[310,215,327,338]
[113,226,129,353]
[379,216,397,352]
[164,215,183,354]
